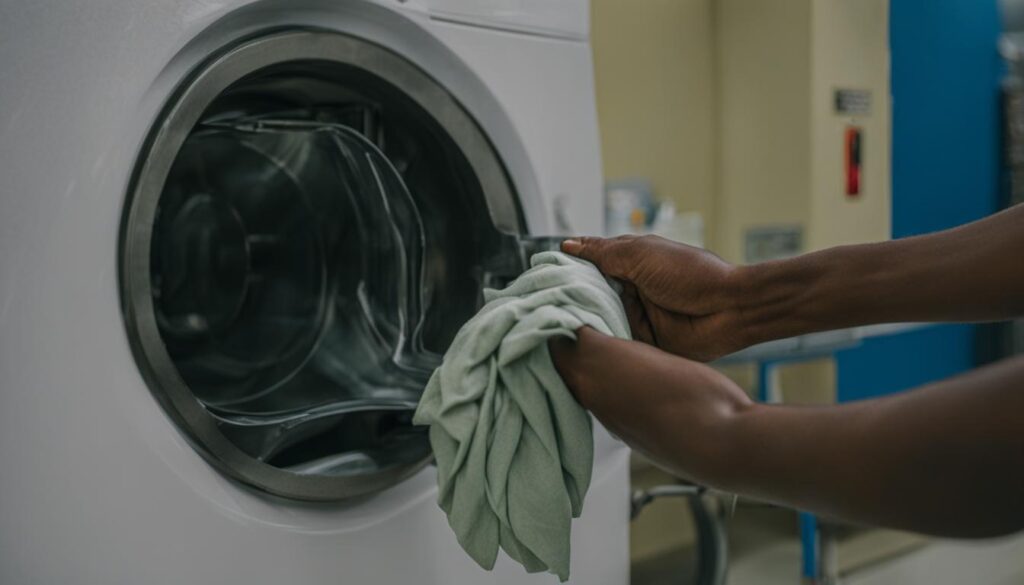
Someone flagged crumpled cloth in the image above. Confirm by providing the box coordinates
[413,251,630,581]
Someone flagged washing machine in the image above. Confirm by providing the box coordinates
[0,0,630,583]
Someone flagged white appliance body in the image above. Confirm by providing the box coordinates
[0,1,627,583]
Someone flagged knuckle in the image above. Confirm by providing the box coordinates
[637,234,663,247]
[578,236,603,255]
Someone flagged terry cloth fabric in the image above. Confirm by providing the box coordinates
[412,251,631,582]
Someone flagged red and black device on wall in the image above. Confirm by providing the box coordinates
[845,126,863,197]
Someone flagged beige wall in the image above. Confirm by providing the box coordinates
[592,0,891,261]
[714,0,814,262]
[809,0,892,249]
[591,0,718,239]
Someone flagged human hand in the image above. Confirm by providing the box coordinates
[562,235,748,362]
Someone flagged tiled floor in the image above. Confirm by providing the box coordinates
[634,505,1024,585]
[844,536,1024,585]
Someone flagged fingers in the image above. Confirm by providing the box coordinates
[647,309,732,363]
[621,282,655,345]
[561,236,637,279]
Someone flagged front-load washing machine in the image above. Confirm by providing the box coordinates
[0,0,630,583]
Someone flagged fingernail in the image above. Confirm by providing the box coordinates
[562,239,581,254]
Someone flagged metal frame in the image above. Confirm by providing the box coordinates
[630,484,730,585]
[120,29,520,501]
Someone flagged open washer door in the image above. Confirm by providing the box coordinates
[121,30,535,501]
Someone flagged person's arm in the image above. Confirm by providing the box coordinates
[551,328,1024,538]
[734,203,1024,347]
[562,203,1024,360]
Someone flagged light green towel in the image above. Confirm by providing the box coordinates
[413,251,630,581]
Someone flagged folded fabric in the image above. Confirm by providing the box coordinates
[413,251,630,581]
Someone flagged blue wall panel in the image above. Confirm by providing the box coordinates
[836,325,977,402]
[889,0,1002,238]
[836,0,1002,401]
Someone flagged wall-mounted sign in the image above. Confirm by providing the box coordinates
[834,88,872,116]
[744,226,803,264]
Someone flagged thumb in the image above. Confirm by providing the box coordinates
[561,236,635,279]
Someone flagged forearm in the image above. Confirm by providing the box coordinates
[550,328,753,483]
[553,329,1024,538]
[718,356,1024,537]
[732,204,1024,346]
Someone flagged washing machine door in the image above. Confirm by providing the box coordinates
[121,31,537,501]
